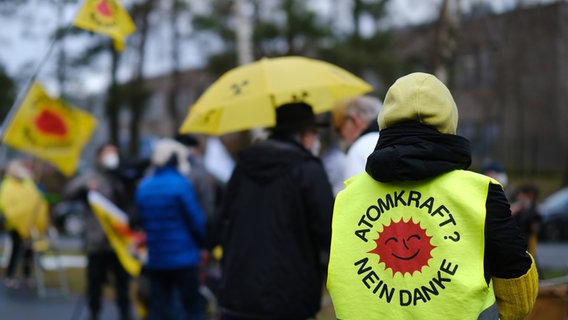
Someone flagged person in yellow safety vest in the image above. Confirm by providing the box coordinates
[327,72,538,320]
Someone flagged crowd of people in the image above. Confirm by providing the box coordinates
[0,72,544,320]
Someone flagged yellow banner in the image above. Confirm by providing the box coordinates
[2,82,97,177]
[88,190,145,277]
[73,0,136,51]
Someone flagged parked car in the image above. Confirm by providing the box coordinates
[52,200,87,237]
[538,187,568,242]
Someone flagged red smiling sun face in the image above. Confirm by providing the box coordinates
[34,109,68,137]
[369,218,435,276]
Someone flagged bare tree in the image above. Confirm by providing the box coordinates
[432,0,461,83]
[235,0,253,65]
[165,0,186,134]
[125,0,157,157]
[106,46,122,146]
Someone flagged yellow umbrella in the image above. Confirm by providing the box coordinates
[179,56,373,136]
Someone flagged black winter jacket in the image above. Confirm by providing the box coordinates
[365,122,532,283]
[219,136,334,319]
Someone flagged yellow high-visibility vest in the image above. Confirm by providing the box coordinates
[328,170,497,319]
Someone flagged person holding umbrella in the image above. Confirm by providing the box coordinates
[218,102,334,319]
[177,56,371,318]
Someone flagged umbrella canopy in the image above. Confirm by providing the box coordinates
[179,56,373,136]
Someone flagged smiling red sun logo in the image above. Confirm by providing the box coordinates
[369,218,435,276]
[34,109,68,137]
[97,0,113,17]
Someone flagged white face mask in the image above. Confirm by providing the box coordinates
[310,136,321,157]
[101,153,119,169]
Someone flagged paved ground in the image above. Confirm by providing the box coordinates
[537,242,568,270]
[0,234,133,320]
[0,240,567,320]
[0,285,122,320]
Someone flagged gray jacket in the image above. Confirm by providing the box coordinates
[63,166,127,253]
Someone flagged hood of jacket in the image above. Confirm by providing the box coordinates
[365,122,471,182]
[237,135,317,185]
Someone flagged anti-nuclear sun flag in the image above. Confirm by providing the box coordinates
[88,190,146,276]
[1,82,98,177]
[73,0,136,51]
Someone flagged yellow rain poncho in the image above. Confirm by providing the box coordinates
[0,176,49,239]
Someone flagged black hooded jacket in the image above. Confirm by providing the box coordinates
[219,136,334,319]
[365,123,532,283]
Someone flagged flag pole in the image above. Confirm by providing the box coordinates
[0,0,81,168]
[0,22,75,141]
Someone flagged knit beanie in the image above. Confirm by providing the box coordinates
[378,72,458,134]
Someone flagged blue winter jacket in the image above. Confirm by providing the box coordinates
[136,166,206,270]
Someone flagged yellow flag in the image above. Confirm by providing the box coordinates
[88,191,145,276]
[1,82,98,177]
[73,0,136,51]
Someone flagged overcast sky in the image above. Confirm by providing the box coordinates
[0,0,558,96]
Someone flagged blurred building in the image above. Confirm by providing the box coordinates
[115,2,568,177]
[144,70,252,179]
[140,70,215,138]
[390,2,568,175]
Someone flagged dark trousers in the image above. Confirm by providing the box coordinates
[148,266,204,320]
[87,251,131,320]
[5,230,32,279]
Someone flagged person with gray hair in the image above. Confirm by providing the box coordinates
[135,138,206,320]
[333,95,383,180]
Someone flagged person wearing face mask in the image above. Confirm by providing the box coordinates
[333,95,383,183]
[63,144,132,320]
[218,102,334,320]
